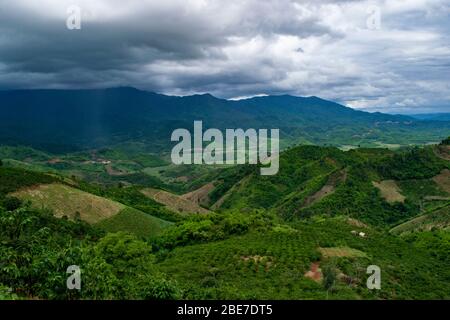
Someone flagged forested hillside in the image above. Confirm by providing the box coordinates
[1,139,449,300]
[0,88,448,153]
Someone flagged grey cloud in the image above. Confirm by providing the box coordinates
[0,0,449,113]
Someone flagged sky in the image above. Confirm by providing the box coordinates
[0,0,449,113]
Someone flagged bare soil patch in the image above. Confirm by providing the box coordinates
[47,158,63,164]
[346,218,369,228]
[304,262,322,282]
[433,169,450,194]
[105,164,127,176]
[302,169,347,208]
[181,182,215,207]
[434,145,450,161]
[141,188,211,215]
[372,180,405,203]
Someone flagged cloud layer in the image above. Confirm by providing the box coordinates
[0,0,449,113]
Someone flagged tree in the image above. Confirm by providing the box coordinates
[440,136,450,145]
[0,159,3,167]
[1,197,22,211]
[322,264,337,299]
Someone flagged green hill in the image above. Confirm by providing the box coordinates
[97,207,173,238]
[157,216,450,299]
[210,144,449,227]
[390,204,450,235]
[1,139,450,300]
[11,183,126,224]
[0,88,448,153]
[0,167,172,238]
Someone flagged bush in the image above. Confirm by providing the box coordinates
[0,204,180,300]
[142,278,182,300]
[0,284,19,300]
[156,210,273,249]
[1,196,22,211]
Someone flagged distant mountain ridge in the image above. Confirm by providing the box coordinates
[0,87,448,153]
[409,113,450,121]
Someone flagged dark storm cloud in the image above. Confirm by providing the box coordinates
[0,0,449,112]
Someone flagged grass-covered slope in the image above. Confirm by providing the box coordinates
[97,207,172,238]
[11,183,126,224]
[141,188,211,215]
[10,183,171,238]
[0,166,172,238]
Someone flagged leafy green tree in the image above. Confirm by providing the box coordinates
[0,284,18,300]
[85,232,181,299]
[1,196,22,211]
[322,264,337,299]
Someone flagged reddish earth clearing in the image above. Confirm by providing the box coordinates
[304,262,322,282]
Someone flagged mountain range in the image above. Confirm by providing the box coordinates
[0,87,448,153]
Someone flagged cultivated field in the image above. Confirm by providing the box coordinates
[12,183,125,224]
[141,188,211,215]
[372,180,405,203]
[390,205,450,235]
[181,182,215,207]
[433,169,450,194]
[318,247,367,258]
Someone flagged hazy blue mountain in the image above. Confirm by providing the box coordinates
[0,87,448,153]
[409,113,450,121]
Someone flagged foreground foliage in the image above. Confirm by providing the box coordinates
[1,139,449,300]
